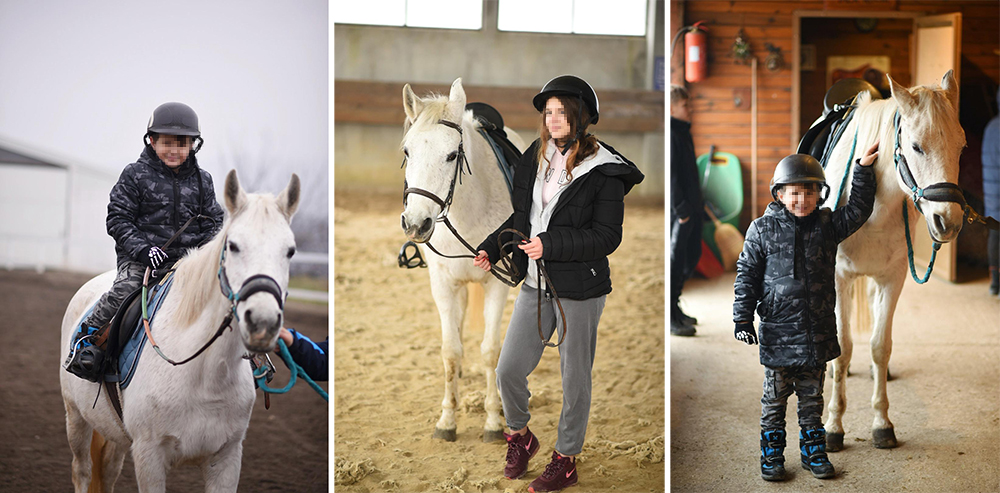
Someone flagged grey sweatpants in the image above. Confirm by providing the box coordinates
[760,365,826,430]
[81,261,146,329]
[495,285,606,456]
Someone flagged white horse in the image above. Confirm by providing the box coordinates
[822,71,966,451]
[59,170,300,493]
[400,78,524,442]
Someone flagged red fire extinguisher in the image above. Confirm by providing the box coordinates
[684,21,708,83]
[670,21,710,83]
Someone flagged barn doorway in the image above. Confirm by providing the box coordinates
[792,10,963,282]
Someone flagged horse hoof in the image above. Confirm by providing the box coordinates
[826,432,845,452]
[433,428,457,442]
[483,429,505,443]
[873,428,898,449]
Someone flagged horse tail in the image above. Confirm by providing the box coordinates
[850,277,874,337]
[88,430,105,493]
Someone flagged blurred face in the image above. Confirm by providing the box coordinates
[671,97,692,122]
[544,97,571,141]
[151,134,192,169]
[777,183,820,217]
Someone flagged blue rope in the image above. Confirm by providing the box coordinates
[902,201,938,284]
[831,127,860,210]
[254,339,329,402]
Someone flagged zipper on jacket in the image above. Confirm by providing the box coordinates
[583,260,597,277]
[172,175,180,233]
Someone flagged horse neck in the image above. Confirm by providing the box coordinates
[832,99,908,209]
[155,235,241,360]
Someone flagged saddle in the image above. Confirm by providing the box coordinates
[797,78,883,168]
[466,102,523,198]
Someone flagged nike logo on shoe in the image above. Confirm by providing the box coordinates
[525,435,533,451]
[566,468,575,478]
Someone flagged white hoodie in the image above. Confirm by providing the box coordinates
[524,140,626,289]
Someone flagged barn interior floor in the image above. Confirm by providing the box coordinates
[670,272,1000,492]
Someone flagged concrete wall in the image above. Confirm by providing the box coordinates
[334,0,665,198]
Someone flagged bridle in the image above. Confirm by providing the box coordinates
[400,118,568,347]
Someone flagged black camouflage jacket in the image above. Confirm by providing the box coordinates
[733,164,875,368]
[107,146,225,266]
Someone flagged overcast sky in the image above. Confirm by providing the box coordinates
[0,0,328,206]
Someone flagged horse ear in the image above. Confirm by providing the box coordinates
[446,78,466,123]
[403,84,421,124]
[888,74,916,116]
[940,69,960,111]
[277,173,300,221]
[224,169,247,215]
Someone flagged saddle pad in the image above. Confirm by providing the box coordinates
[118,275,175,390]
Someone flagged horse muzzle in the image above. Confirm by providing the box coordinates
[924,203,964,243]
[401,214,435,243]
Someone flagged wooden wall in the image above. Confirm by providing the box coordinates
[673,0,1000,229]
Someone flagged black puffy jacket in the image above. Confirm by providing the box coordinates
[733,164,875,367]
[478,139,644,300]
[107,146,225,266]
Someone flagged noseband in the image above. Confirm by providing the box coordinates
[217,237,286,321]
[892,111,967,213]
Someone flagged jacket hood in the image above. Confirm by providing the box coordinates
[591,141,644,194]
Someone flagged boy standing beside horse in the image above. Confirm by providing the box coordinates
[733,143,878,481]
[63,102,224,382]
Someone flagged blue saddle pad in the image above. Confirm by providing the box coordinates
[117,275,175,389]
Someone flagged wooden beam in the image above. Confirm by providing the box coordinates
[334,80,664,132]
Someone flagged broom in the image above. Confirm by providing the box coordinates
[705,205,744,271]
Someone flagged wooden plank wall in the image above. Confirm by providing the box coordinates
[675,0,1000,229]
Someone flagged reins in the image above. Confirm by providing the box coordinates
[401,118,568,347]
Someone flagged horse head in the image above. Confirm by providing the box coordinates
[221,169,300,353]
[400,78,468,243]
[887,70,966,243]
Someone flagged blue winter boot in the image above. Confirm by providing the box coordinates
[63,323,106,382]
[760,429,786,481]
[800,428,836,479]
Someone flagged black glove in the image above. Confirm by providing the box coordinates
[144,246,169,270]
[735,322,758,345]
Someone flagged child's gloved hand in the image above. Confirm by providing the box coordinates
[735,322,758,345]
[145,246,169,269]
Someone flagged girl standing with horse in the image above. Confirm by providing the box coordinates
[473,75,644,492]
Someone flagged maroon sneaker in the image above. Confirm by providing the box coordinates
[504,428,540,479]
[528,451,578,492]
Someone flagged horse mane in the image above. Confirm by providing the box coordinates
[171,194,282,328]
[401,94,481,147]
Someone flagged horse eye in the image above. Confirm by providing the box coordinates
[912,143,924,155]
[228,242,240,253]
[403,147,409,157]
[446,151,458,162]
[286,247,296,259]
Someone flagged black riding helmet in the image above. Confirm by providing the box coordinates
[533,75,599,155]
[770,154,830,201]
[144,102,204,153]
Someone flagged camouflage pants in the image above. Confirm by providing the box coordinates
[760,365,826,430]
[80,261,146,329]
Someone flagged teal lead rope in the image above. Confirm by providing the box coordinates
[901,202,938,284]
[254,339,329,402]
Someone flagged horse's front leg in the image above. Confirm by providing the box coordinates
[825,272,855,452]
[430,274,466,441]
[869,271,905,448]
[480,279,508,442]
[202,438,243,493]
[132,438,169,493]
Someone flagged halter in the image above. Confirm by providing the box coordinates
[892,111,967,214]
